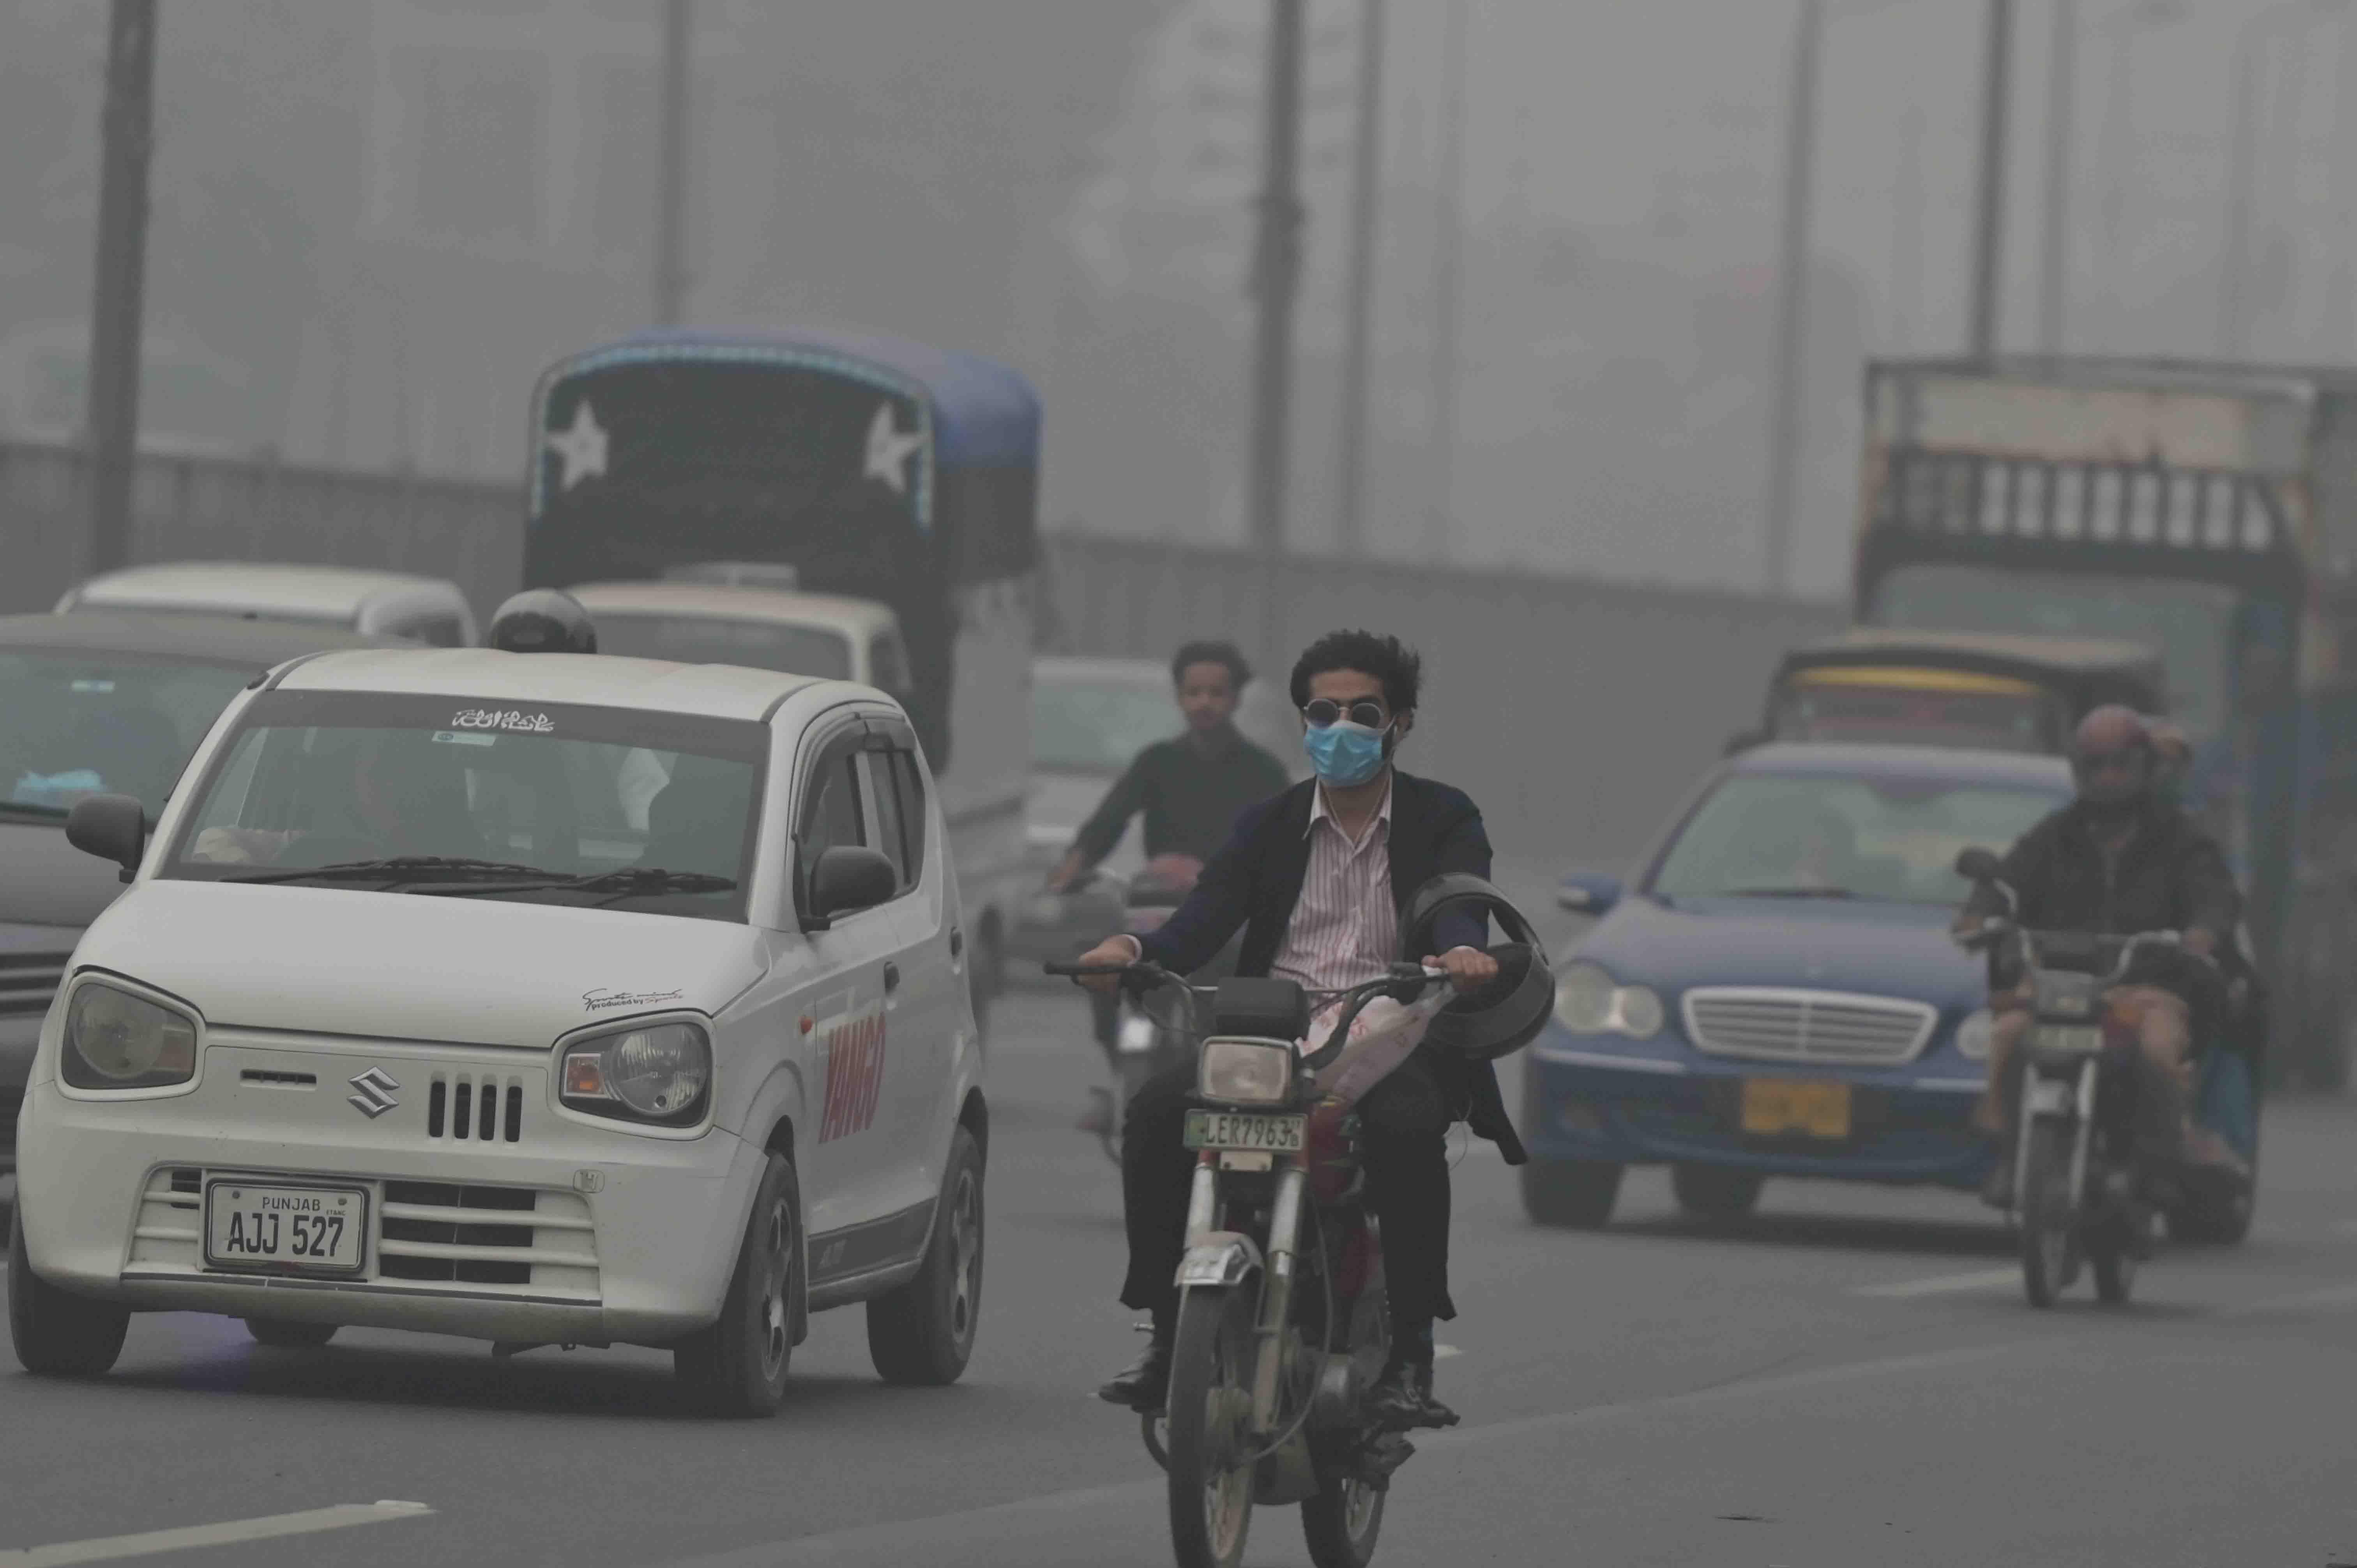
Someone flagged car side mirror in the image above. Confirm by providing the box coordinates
[1952,847,2002,883]
[807,844,898,925]
[1557,872,1622,916]
[66,793,147,882]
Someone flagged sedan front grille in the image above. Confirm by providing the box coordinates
[1682,988,1936,1067]
[0,952,68,1018]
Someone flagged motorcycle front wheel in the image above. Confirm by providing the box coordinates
[1165,1283,1261,1568]
[2019,1118,2076,1309]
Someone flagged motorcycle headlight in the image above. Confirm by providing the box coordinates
[1554,963,1664,1038]
[62,980,199,1089]
[1198,1037,1292,1105]
[561,1020,712,1125]
[1955,1008,1995,1061]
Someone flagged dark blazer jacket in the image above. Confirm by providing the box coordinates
[1135,770,1527,1164]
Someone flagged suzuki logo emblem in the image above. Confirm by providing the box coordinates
[347,1067,401,1119]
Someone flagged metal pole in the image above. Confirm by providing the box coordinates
[1423,0,1469,560]
[2037,0,2076,355]
[1763,0,1821,599]
[83,0,159,578]
[655,0,692,325]
[1249,0,1307,667]
[1967,0,2014,361]
[1333,0,1385,557]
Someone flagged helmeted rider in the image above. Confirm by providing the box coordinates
[1069,630,1513,1430]
[1955,705,2251,1206]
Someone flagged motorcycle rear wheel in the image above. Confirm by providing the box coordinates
[1165,1283,1261,1568]
[2018,1120,2075,1309]
[1302,1472,1386,1568]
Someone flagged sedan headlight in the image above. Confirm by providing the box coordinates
[1955,1008,1995,1061]
[561,1020,712,1124]
[1552,962,1665,1039]
[1198,1037,1292,1105]
[62,980,199,1089]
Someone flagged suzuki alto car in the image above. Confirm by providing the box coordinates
[7,648,987,1416]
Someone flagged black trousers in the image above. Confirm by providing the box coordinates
[1119,1050,1458,1347]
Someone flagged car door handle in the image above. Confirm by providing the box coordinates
[883,962,901,994]
[949,927,964,959]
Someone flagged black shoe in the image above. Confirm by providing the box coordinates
[1098,1340,1173,1410]
[1366,1361,1458,1431]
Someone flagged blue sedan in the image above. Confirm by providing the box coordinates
[1521,742,2071,1227]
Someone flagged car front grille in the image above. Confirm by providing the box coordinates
[426,1072,526,1144]
[1681,988,1936,1067]
[128,1167,599,1300]
[0,951,68,1018]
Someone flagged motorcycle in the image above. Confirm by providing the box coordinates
[1955,847,2218,1308]
[1044,956,1463,1568]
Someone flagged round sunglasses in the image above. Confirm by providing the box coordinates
[1302,698,1389,729]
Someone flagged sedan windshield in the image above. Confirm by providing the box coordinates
[162,691,767,921]
[0,650,256,820]
[1651,773,2064,906]
[590,612,853,682]
[1032,678,1177,772]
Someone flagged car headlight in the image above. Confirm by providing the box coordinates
[1553,962,1665,1039]
[561,1020,712,1124]
[62,980,199,1089]
[1955,1008,1995,1061]
[1198,1037,1292,1105]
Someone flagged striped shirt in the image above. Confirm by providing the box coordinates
[1271,780,1398,995]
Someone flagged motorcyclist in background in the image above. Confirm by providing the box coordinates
[1047,642,1290,1063]
[1955,706,2252,1206]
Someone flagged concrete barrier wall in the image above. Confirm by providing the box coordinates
[2,438,1843,866]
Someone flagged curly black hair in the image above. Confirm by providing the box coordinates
[1170,639,1252,689]
[1288,630,1422,714]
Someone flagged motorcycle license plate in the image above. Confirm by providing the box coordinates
[2034,1025,2103,1054]
[1739,1079,1851,1139]
[205,1181,367,1273]
[1184,1111,1306,1153]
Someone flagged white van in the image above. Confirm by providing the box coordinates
[58,563,480,648]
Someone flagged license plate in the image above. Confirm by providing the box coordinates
[2034,1025,2103,1054]
[1739,1079,1852,1139]
[1183,1111,1306,1153]
[205,1181,367,1274]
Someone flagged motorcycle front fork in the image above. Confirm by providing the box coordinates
[1182,1158,1307,1438]
[2016,1057,2099,1214]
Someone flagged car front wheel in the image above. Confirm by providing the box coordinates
[675,1151,804,1416]
[9,1208,130,1377]
[1521,1158,1622,1229]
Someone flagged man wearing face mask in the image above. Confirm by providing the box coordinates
[1067,630,1510,1429]
[1956,706,2250,1207]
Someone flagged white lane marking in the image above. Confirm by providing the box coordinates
[659,1342,2022,1566]
[1853,1267,2021,1299]
[1434,1343,1463,1360]
[0,1501,432,1566]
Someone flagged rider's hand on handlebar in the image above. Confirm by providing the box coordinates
[1425,946,1498,989]
[1070,935,1142,993]
[2181,927,2218,961]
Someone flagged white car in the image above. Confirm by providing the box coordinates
[57,562,481,648]
[7,647,986,1415]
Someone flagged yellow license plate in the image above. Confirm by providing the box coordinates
[1740,1079,1852,1139]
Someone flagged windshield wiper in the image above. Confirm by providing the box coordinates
[1717,885,1860,900]
[219,855,559,886]
[412,866,739,904]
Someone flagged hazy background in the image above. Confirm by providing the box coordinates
[3,0,2346,599]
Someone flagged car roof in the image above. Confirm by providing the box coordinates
[272,648,824,721]
[0,611,408,662]
[65,561,465,616]
[1726,741,2074,791]
[567,581,896,635]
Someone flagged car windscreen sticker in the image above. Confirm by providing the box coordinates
[431,730,497,747]
[451,708,555,734]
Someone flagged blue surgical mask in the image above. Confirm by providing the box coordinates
[1302,720,1389,787]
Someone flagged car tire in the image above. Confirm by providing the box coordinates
[866,1125,985,1386]
[244,1317,337,1349]
[8,1207,130,1377]
[674,1151,803,1417]
[1671,1164,1764,1219]
[1520,1158,1622,1229]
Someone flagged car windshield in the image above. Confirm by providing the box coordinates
[590,612,853,681]
[1867,565,2235,736]
[1650,772,2064,906]
[1032,676,1178,772]
[161,690,767,922]
[0,650,256,820]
